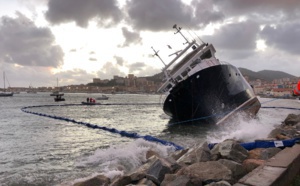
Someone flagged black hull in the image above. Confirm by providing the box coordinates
[163,64,261,123]
[0,93,13,97]
[54,98,65,102]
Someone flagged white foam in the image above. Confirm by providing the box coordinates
[207,109,285,143]
[75,138,175,179]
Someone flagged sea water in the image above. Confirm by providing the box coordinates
[0,93,299,185]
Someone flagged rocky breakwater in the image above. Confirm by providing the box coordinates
[73,114,300,186]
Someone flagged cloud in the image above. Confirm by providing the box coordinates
[89,57,97,61]
[211,0,300,26]
[120,27,142,47]
[202,20,260,59]
[54,68,95,85]
[114,56,124,66]
[45,0,123,27]
[260,22,300,55]
[125,0,194,31]
[191,0,224,26]
[128,62,160,77]
[0,12,64,67]
[96,62,126,79]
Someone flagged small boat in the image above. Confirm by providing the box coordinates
[81,102,101,105]
[0,72,13,97]
[54,95,65,102]
[96,95,109,100]
[154,24,261,124]
[51,78,66,101]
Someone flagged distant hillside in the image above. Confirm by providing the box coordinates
[146,68,297,83]
[239,68,297,82]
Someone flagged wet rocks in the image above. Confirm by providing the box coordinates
[72,113,300,186]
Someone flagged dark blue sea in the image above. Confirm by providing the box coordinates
[0,93,299,185]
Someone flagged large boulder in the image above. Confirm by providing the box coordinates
[177,161,233,184]
[211,140,248,163]
[218,159,247,181]
[161,174,202,186]
[177,142,211,165]
[73,175,110,186]
[242,159,265,172]
[146,157,181,185]
[248,147,281,160]
[284,114,300,125]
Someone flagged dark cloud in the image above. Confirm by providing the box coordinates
[120,27,142,47]
[213,0,300,23]
[0,12,64,67]
[260,22,300,55]
[125,0,194,31]
[191,0,224,26]
[202,20,260,59]
[45,0,123,27]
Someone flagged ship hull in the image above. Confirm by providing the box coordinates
[163,64,261,123]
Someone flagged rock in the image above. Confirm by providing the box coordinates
[177,142,211,165]
[276,134,290,140]
[295,123,300,130]
[146,150,160,159]
[284,114,300,125]
[177,161,233,184]
[161,174,202,186]
[135,178,156,186]
[268,128,283,138]
[169,148,189,161]
[211,140,248,163]
[205,180,232,186]
[248,147,281,160]
[110,175,132,186]
[218,159,247,181]
[146,157,181,185]
[242,159,265,172]
[73,175,110,186]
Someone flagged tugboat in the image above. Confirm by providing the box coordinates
[154,24,261,124]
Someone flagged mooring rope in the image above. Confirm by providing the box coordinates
[21,103,184,151]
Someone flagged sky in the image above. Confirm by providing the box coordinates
[0,0,300,87]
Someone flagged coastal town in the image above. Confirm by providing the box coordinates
[2,73,300,98]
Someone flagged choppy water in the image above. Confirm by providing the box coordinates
[0,93,299,185]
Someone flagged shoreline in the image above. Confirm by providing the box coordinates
[70,113,300,186]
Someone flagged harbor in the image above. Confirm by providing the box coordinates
[1,93,300,185]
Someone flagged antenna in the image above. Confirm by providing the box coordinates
[151,47,167,67]
[169,50,182,57]
[173,24,189,44]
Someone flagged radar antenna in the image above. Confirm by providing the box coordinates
[151,46,167,67]
[173,24,189,44]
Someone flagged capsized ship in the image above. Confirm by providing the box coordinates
[154,25,261,124]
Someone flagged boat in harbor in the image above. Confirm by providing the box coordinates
[51,78,65,102]
[0,72,13,97]
[81,102,101,105]
[96,95,109,100]
[154,24,261,124]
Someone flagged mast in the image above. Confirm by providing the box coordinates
[3,72,5,91]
